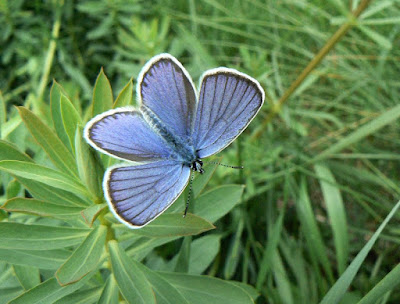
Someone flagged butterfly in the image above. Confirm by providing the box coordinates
[84,54,265,229]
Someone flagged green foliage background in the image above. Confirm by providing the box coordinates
[1,0,400,303]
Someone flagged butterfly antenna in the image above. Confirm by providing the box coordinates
[184,172,195,217]
[203,161,244,170]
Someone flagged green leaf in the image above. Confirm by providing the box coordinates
[0,92,5,138]
[75,126,103,198]
[315,164,349,274]
[15,176,90,207]
[113,78,134,108]
[135,263,189,304]
[50,81,72,153]
[98,275,119,304]
[8,275,95,304]
[195,185,244,223]
[229,281,259,302]
[0,287,22,304]
[174,236,191,273]
[316,104,400,160]
[56,225,107,286]
[131,213,215,238]
[166,234,221,275]
[256,207,285,289]
[192,160,219,197]
[0,222,89,250]
[17,106,78,178]
[60,94,82,153]
[92,68,113,117]
[13,265,40,290]
[159,272,254,304]
[0,249,70,269]
[0,160,88,197]
[320,199,400,304]
[1,198,85,219]
[0,140,32,162]
[81,204,107,226]
[108,241,156,304]
[224,217,244,279]
[359,24,392,49]
[295,178,334,283]
[188,235,221,274]
[358,263,400,304]
[1,115,22,140]
[54,287,102,304]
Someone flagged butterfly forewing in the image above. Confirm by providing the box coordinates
[105,160,191,228]
[192,69,264,158]
[139,54,197,139]
[84,108,173,162]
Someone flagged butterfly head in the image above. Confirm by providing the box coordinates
[190,159,204,174]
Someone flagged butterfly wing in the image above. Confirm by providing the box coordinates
[138,54,197,139]
[84,108,174,162]
[104,160,191,228]
[192,68,265,158]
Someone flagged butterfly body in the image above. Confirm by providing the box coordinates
[84,54,265,228]
[141,104,198,167]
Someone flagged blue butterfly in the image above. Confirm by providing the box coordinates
[84,54,265,228]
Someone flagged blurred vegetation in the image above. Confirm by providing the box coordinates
[1,0,400,303]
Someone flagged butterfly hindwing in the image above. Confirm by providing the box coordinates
[138,54,197,139]
[104,160,191,228]
[192,68,264,158]
[84,108,173,162]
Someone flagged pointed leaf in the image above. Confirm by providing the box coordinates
[60,94,82,153]
[315,164,349,274]
[16,176,90,207]
[75,126,103,197]
[113,78,133,108]
[166,235,221,275]
[81,204,107,226]
[321,199,400,304]
[17,107,78,177]
[108,241,156,304]
[0,222,89,250]
[92,68,113,116]
[13,265,40,290]
[131,213,215,238]
[0,140,32,162]
[317,103,400,160]
[195,185,244,223]
[159,272,253,304]
[98,275,119,304]
[1,198,85,219]
[50,81,72,152]
[0,160,88,197]
[56,226,107,285]
[0,92,5,138]
[0,249,70,269]
[8,275,95,304]
[295,179,334,282]
[358,263,400,304]
[135,262,189,304]
[192,160,219,197]
[54,286,102,304]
